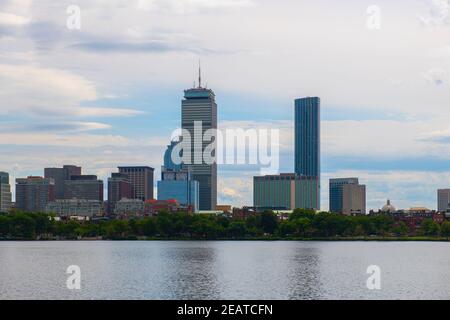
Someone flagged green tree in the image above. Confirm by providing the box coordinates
[260,211,278,234]
[440,221,450,240]
[139,218,157,237]
[0,215,10,237]
[421,219,440,237]
[10,213,36,239]
[277,220,295,237]
[392,221,409,236]
[290,209,316,221]
[228,221,247,238]
[156,211,174,237]
[105,220,130,239]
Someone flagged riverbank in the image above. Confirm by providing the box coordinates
[1,236,450,241]
[2,210,450,241]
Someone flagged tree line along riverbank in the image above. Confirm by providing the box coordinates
[1,209,450,241]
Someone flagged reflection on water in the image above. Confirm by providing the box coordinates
[161,247,219,299]
[1,241,450,300]
[287,248,321,300]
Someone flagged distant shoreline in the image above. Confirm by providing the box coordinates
[1,236,450,242]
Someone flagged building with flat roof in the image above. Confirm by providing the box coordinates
[0,172,12,212]
[437,189,450,212]
[295,97,321,211]
[44,165,81,199]
[118,166,154,201]
[342,183,366,215]
[16,176,55,212]
[108,172,132,215]
[253,173,319,210]
[64,175,103,202]
[329,178,366,215]
[114,198,145,217]
[46,199,103,217]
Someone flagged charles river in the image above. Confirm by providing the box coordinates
[1,241,449,300]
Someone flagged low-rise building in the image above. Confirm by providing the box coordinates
[144,199,192,216]
[45,199,103,217]
[114,198,144,217]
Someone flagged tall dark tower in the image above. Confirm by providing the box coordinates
[295,97,320,209]
[181,65,217,210]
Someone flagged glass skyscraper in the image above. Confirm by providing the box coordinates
[181,80,217,211]
[295,97,320,209]
[157,140,199,212]
[295,97,320,177]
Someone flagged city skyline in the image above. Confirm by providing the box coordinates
[1,0,450,211]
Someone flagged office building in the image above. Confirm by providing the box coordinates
[438,189,450,212]
[181,69,217,210]
[342,184,366,215]
[108,173,132,215]
[64,175,103,202]
[253,174,319,210]
[329,178,366,215]
[46,199,103,218]
[295,97,320,177]
[44,165,81,199]
[16,176,55,212]
[295,97,320,209]
[118,166,154,201]
[0,172,12,212]
[157,140,200,212]
[114,198,145,217]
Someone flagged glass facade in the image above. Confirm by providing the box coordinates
[295,97,320,178]
[295,97,320,209]
[329,178,359,213]
[157,180,199,213]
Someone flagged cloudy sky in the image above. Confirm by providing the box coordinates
[1,0,450,210]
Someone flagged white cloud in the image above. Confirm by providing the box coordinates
[136,0,255,13]
[0,64,142,117]
[0,11,30,25]
[419,0,450,26]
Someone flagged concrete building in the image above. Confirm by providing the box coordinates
[114,198,144,217]
[44,165,81,199]
[437,189,450,212]
[16,176,55,212]
[157,140,200,212]
[46,199,103,217]
[253,173,319,210]
[64,175,103,202]
[181,69,217,210]
[0,172,12,212]
[118,166,154,201]
[108,173,132,215]
[295,97,321,209]
[329,178,366,215]
[342,183,366,215]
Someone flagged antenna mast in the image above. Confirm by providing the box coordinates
[198,60,202,88]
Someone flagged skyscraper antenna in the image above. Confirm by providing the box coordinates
[198,59,202,88]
